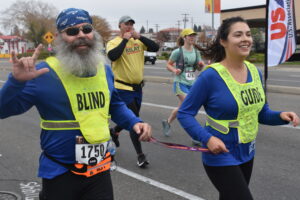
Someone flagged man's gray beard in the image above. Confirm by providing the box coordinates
[54,31,106,77]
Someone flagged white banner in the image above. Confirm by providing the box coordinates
[267,0,296,67]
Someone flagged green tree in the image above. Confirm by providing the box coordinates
[251,28,264,52]
[140,26,145,34]
[198,25,202,32]
[149,28,154,33]
[193,24,198,32]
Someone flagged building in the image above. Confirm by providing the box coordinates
[221,3,300,60]
[221,3,300,44]
[0,35,31,58]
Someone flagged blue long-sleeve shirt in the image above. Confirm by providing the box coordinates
[177,65,288,166]
[0,61,141,178]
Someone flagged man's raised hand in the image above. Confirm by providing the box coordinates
[12,44,49,82]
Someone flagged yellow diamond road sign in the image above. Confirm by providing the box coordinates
[43,32,54,44]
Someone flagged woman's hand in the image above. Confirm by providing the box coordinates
[207,136,229,154]
[174,68,182,75]
[280,112,299,127]
[198,61,205,71]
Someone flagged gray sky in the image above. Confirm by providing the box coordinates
[1,0,266,32]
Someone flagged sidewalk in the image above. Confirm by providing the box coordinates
[254,63,300,72]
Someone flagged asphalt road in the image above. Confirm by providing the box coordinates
[0,63,300,200]
[144,60,300,88]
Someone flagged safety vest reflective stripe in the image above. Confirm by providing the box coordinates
[41,120,80,130]
[206,116,239,134]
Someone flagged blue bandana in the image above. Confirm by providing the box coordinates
[56,8,93,32]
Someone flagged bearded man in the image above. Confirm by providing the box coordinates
[0,8,151,200]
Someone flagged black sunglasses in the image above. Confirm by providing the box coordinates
[62,24,93,36]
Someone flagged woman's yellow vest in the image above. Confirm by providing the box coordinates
[205,61,265,143]
[41,57,111,144]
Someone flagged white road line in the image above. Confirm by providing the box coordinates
[144,66,166,70]
[268,78,300,83]
[142,102,300,130]
[143,102,207,114]
[116,167,205,200]
[289,75,300,78]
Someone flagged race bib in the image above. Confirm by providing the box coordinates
[185,71,195,81]
[249,140,256,154]
[75,136,108,166]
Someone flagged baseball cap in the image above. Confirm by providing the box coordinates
[56,8,93,32]
[180,28,197,37]
[119,16,135,24]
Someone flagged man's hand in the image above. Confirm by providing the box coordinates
[207,136,229,154]
[133,122,152,141]
[123,32,132,40]
[131,31,140,39]
[11,44,49,82]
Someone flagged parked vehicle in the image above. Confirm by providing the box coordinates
[144,51,157,65]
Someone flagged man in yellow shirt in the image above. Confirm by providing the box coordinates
[107,15,159,167]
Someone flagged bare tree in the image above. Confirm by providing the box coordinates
[156,31,170,43]
[11,25,21,36]
[91,15,112,43]
[1,0,57,46]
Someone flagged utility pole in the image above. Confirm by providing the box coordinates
[212,0,214,30]
[146,20,149,33]
[154,24,160,33]
[191,17,194,29]
[176,20,181,37]
[182,13,189,29]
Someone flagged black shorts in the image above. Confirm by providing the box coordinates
[40,170,113,200]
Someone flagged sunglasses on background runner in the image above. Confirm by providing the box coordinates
[62,24,93,36]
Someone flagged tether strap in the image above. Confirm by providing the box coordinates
[43,152,87,173]
[206,118,239,133]
[150,137,210,153]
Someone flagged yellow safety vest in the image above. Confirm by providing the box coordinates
[205,61,265,143]
[41,57,111,144]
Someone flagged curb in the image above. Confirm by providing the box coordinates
[144,76,300,95]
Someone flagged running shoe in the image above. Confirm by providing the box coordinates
[137,154,149,168]
[110,128,120,147]
[110,160,117,171]
[162,120,171,137]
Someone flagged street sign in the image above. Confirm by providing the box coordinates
[43,32,54,44]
